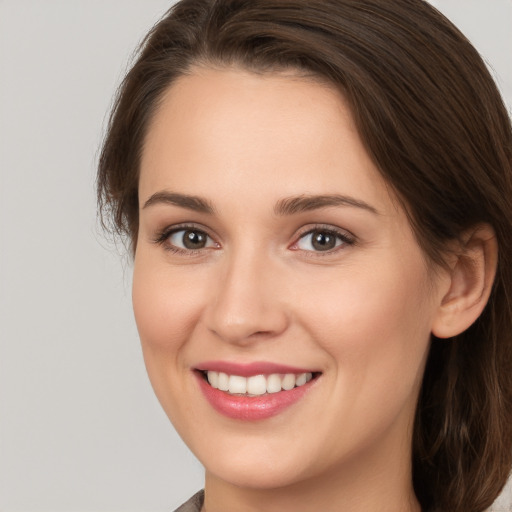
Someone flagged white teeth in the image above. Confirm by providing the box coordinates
[296,373,307,386]
[217,372,229,391]
[207,371,219,388]
[266,374,282,394]
[247,375,267,396]
[205,370,315,395]
[282,373,296,390]
[228,375,247,394]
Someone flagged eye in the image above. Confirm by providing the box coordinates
[167,228,217,251]
[295,228,354,252]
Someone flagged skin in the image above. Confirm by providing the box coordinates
[132,67,490,512]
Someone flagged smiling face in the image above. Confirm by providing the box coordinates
[133,67,447,502]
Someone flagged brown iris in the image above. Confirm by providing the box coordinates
[311,230,337,251]
[182,230,208,249]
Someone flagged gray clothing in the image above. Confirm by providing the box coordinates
[173,490,204,512]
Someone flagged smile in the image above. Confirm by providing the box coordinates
[194,363,320,421]
[205,371,313,396]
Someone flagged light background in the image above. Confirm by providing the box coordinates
[0,1,510,511]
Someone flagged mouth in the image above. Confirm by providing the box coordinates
[198,370,316,396]
[194,364,321,420]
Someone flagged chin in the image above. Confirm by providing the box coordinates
[205,457,308,490]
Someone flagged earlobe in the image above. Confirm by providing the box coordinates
[431,224,498,339]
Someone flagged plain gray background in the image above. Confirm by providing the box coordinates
[0,1,511,511]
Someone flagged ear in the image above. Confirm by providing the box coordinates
[431,224,498,339]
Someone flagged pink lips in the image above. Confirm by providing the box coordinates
[194,361,318,421]
[195,360,315,377]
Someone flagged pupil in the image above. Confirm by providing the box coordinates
[312,231,336,251]
[183,230,206,249]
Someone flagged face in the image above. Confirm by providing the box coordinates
[133,68,445,491]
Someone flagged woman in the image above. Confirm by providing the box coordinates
[97,1,512,511]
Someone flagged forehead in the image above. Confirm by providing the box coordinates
[139,67,396,216]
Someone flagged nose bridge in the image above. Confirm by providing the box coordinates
[205,244,288,344]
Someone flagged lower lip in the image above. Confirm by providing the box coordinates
[195,372,316,421]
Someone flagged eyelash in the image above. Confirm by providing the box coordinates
[291,226,356,256]
[153,224,216,255]
[153,224,356,256]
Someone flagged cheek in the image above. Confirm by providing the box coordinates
[132,254,204,352]
[131,251,210,411]
[300,264,434,460]
[300,258,434,395]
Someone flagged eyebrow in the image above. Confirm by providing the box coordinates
[143,191,215,214]
[274,194,379,216]
[142,191,379,216]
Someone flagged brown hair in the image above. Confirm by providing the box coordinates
[97,1,512,510]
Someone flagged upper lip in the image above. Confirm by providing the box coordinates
[194,360,319,377]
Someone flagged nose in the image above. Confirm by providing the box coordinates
[204,251,289,345]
